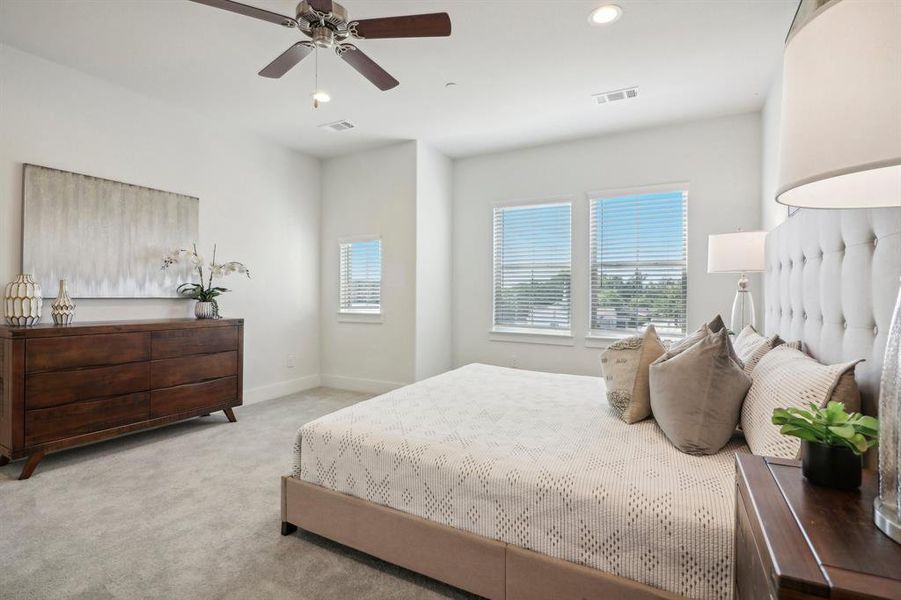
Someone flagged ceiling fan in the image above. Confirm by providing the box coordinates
[189,0,452,91]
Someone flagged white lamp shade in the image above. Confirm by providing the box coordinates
[777,0,901,209]
[707,231,767,273]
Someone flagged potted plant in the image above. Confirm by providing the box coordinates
[772,401,879,489]
[161,244,250,319]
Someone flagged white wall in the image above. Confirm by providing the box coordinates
[319,142,418,391]
[0,45,321,403]
[453,113,763,376]
[761,63,788,232]
[414,142,453,380]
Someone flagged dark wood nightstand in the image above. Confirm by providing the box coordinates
[735,454,901,600]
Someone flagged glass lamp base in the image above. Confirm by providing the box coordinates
[875,281,901,545]
[730,289,756,333]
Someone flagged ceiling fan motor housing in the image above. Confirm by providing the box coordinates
[296,1,348,29]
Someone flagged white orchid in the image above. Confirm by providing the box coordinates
[160,244,251,318]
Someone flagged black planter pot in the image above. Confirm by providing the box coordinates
[800,440,862,490]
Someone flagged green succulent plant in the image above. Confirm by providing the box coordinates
[771,401,879,455]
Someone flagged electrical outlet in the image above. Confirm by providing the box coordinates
[286,354,296,369]
[511,355,518,368]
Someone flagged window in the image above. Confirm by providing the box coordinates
[589,191,687,339]
[493,202,572,332]
[339,239,382,314]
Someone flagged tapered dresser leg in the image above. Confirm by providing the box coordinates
[281,522,298,536]
[19,451,45,480]
[223,407,237,423]
[0,455,9,467]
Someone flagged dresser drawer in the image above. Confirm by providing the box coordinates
[26,333,151,373]
[151,351,238,389]
[25,392,150,445]
[26,362,150,410]
[151,326,237,359]
[150,376,238,418]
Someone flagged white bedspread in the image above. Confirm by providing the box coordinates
[294,364,747,599]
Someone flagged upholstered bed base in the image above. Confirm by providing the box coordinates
[281,476,680,600]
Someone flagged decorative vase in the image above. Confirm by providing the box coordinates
[875,280,901,544]
[4,274,42,326]
[50,279,76,325]
[801,440,862,490]
[195,301,217,320]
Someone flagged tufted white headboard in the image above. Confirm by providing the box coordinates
[764,207,901,418]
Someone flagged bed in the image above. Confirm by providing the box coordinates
[281,207,900,600]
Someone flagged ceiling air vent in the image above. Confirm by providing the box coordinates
[319,120,355,132]
[592,86,639,104]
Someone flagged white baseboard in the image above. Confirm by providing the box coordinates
[243,374,321,405]
[319,374,406,394]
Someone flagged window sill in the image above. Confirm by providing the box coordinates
[337,312,383,324]
[489,328,574,346]
[585,332,683,348]
[584,334,628,349]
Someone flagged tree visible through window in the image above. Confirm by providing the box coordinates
[339,239,381,314]
[493,202,572,332]
[590,191,687,338]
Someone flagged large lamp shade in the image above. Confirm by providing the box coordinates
[777,0,901,208]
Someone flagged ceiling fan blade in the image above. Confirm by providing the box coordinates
[188,0,298,28]
[307,0,333,15]
[335,45,399,91]
[348,13,451,39]
[259,42,315,78]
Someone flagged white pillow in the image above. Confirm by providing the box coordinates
[732,325,780,375]
[740,346,861,458]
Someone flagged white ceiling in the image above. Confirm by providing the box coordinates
[0,0,797,158]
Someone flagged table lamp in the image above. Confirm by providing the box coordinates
[776,0,901,543]
[707,231,767,333]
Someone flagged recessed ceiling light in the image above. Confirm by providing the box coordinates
[589,4,623,25]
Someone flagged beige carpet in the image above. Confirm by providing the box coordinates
[0,388,479,600]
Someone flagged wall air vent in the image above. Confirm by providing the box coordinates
[319,120,356,132]
[592,86,639,104]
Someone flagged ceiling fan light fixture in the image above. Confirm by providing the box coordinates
[589,4,623,25]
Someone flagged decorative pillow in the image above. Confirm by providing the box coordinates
[649,329,752,455]
[707,314,727,333]
[781,339,802,351]
[600,325,666,423]
[732,325,782,375]
[740,346,861,458]
[663,316,742,368]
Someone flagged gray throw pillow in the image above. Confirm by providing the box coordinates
[649,329,752,455]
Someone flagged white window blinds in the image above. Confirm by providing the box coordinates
[493,202,572,332]
[590,191,687,338]
[339,239,381,314]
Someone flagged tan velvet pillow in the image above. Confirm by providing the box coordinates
[740,346,861,458]
[600,325,666,424]
[649,329,752,455]
[663,316,742,367]
[707,314,726,333]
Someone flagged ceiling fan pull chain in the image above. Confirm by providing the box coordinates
[313,48,320,108]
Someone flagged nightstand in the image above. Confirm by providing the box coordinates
[734,454,901,600]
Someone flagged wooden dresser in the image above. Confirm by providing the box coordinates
[735,454,901,600]
[0,318,243,479]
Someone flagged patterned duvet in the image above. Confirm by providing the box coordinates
[294,363,747,599]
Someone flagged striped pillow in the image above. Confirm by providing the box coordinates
[732,326,781,375]
[740,346,861,458]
